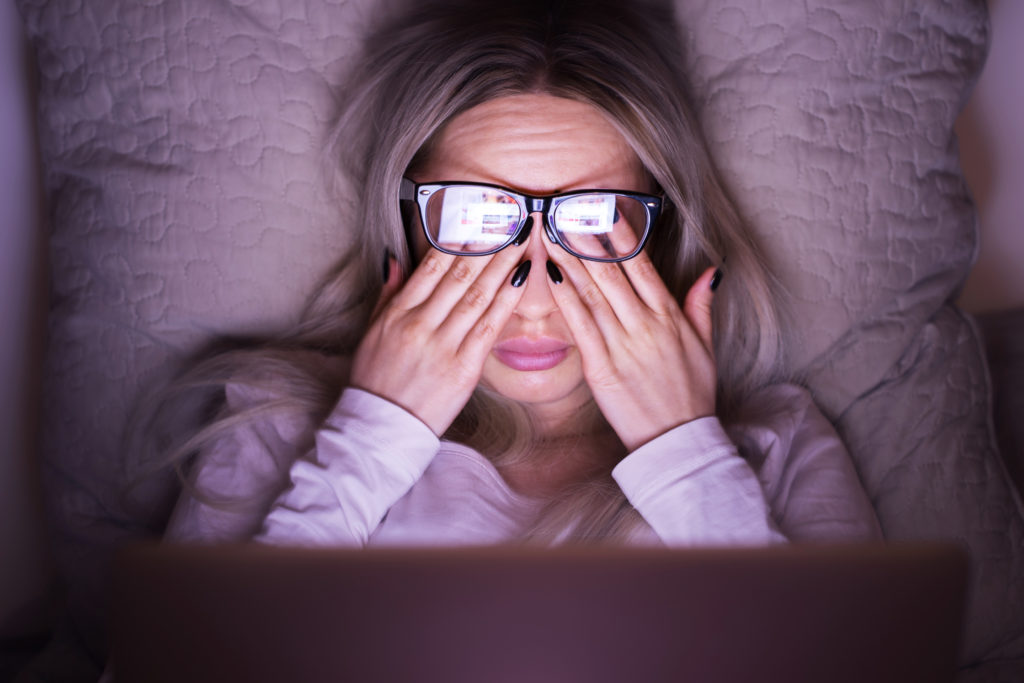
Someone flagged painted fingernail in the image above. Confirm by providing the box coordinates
[382,249,391,282]
[710,268,723,292]
[510,260,531,287]
[513,216,534,246]
[546,259,563,284]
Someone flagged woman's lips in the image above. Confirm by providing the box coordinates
[492,337,570,372]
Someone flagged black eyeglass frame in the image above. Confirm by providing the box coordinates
[399,177,664,263]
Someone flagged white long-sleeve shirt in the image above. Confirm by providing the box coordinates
[165,382,881,546]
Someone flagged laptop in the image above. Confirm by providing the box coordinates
[110,542,967,683]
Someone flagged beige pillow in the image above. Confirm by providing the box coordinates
[673,1,1023,666]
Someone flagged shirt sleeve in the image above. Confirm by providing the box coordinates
[734,384,883,542]
[613,417,787,545]
[164,385,440,547]
[164,381,319,544]
[612,384,882,546]
[254,388,440,546]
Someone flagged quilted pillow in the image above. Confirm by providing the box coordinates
[672,0,1024,670]
[18,0,1023,673]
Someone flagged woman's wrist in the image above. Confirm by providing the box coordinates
[330,387,441,448]
[613,415,735,492]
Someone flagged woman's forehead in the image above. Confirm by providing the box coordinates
[420,94,649,194]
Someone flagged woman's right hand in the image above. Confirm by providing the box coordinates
[349,244,529,436]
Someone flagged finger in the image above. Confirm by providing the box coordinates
[683,266,718,353]
[601,206,645,260]
[543,259,614,364]
[457,262,531,364]
[546,244,627,336]
[560,231,617,260]
[548,237,658,334]
[388,248,458,311]
[370,253,405,320]
[587,208,674,312]
[419,241,524,325]
[549,219,664,327]
[617,247,678,313]
[579,258,645,321]
[439,248,531,340]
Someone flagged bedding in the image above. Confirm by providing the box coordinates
[14,0,1024,679]
[977,307,1024,498]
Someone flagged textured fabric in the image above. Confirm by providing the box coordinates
[671,1,1023,668]
[15,0,1023,675]
[675,0,985,411]
[165,384,878,548]
[976,307,1024,497]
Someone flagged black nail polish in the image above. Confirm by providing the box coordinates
[546,259,563,284]
[510,261,531,287]
[382,249,391,282]
[710,268,722,292]
[513,216,534,246]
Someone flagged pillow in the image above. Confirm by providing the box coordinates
[672,0,1024,669]
[18,0,1023,673]
[19,0,367,664]
[677,1,983,410]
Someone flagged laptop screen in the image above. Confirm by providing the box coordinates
[111,543,966,683]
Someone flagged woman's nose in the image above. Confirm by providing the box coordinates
[513,214,559,321]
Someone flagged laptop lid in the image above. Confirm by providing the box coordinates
[111,543,966,683]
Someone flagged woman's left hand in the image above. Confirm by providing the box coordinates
[546,246,719,452]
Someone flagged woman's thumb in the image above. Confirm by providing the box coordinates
[372,251,403,318]
[683,266,720,353]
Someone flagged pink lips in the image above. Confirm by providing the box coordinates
[492,337,570,372]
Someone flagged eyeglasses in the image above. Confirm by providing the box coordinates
[400,177,664,262]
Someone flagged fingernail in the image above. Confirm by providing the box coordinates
[510,261,531,287]
[710,268,722,292]
[382,249,391,283]
[546,259,563,284]
[513,216,534,246]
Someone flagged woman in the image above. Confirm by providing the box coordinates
[158,0,880,545]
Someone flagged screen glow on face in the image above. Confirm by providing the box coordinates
[436,186,521,245]
[553,195,616,234]
[428,185,651,260]
[418,183,655,261]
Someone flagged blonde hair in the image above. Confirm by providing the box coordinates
[131,0,783,542]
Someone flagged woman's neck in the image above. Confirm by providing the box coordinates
[498,412,626,499]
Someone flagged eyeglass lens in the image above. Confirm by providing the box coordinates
[423,186,648,260]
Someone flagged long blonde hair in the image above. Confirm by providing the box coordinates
[132,0,783,541]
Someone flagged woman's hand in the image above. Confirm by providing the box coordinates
[546,245,719,452]
[350,245,529,436]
